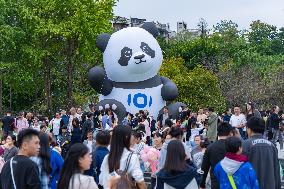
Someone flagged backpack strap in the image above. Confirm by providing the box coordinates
[227,174,237,189]
[124,152,134,172]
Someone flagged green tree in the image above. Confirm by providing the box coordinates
[160,57,226,112]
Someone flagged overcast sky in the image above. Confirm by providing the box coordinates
[114,0,284,31]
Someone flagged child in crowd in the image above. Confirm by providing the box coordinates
[94,131,111,189]
[214,136,259,189]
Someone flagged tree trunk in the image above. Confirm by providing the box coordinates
[9,86,12,110]
[0,78,3,115]
[44,56,52,117]
[66,38,75,109]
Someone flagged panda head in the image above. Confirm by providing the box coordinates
[96,22,163,82]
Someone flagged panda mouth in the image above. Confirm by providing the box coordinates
[135,60,146,64]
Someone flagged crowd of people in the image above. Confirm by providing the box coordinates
[0,102,283,189]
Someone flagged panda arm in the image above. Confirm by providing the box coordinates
[88,66,113,95]
[160,76,178,101]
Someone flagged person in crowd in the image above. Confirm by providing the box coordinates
[160,119,174,139]
[33,117,41,131]
[31,133,52,189]
[40,121,48,133]
[69,107,80,132]
[245,102,261,120]
[132,131,146,172]
[214,136,259,189]
[99,125,146,189]
[223,109,232,123]
[190,121,205,147]
[60,110,69,128]
[0,129,41,189]
[57,143,98,189]
[207,107,218,142]
[71,118,82,145]
[158,127,191,172]
[83,130,96,154]
[142,114,151,145]
[122,112,132,126]
[191,135,209,170]
[83,129,96,177]
[26,112,34,127]
[16,111,29,133]
[82,112,94,141]
[229,105,247,139]
[150,131,164,189]
[185,111,197,144]
[58,125,71,159]
[157,106,172,128]
[94,131,111,188]
[270,106,284,150]
[153,131,163,150]
[3,134,18,162]
[197,108,207,125]
[49,135,64,189]
[77,107,83,123]
[200,122,234,189]
[50,112,64,140]
[0,110,15,137]
[243,116,281,189]
[156,140,198,189]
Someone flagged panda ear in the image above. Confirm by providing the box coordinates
[141,22,159,38]
[96,33,111,52]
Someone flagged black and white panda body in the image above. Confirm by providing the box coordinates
[88,22,179,122]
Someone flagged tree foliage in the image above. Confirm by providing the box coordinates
[160,58,226,112]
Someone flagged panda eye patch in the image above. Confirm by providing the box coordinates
[140,42,155,58]
[118,47,132,66]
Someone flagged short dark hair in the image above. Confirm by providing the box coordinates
[208,107,214,112]
[246,116,265,134]
[132,131,143,140]
[17,128,39,148]
[87,112,94,118]
[165,118,173,127]
[225,136,242,153]
[217,122,233,136]
[169,127,183,139]
[96,131,111,146]
[234,104,240,108]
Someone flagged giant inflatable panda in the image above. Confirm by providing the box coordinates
[88,22,184,123]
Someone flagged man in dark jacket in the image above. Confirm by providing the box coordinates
[1,110,15,137]
[200,122,234,189]
[82,112,94,141]
[243,116,281,189]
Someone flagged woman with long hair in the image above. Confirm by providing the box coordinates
[99,125,146,189]
[245,102,261,120]
[31,133,52,189]
[57,143,98,189]
[156,140,198,189]
[3,134,18,162]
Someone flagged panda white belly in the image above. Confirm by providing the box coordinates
[99,85,166,119]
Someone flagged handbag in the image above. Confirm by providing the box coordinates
[116,152,137,189]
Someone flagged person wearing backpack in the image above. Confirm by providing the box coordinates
[99,125,147,189]
[214,136,259,189]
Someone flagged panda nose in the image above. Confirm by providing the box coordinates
[134,54,145,60]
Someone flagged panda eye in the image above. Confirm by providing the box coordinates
[140,42,155,58]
